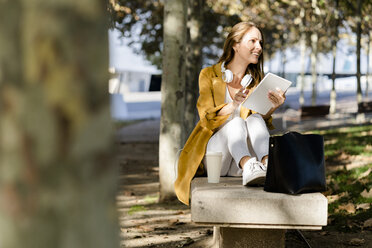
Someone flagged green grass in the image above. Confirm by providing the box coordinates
[308,124,372,232]
[311,124,372,161]
[128,205,147,215]
[144,194,159,204]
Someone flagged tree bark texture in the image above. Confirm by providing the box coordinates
[367,31,372,97]
[298,8,306,107]
[184,0,204,139]
[330,43,337,115]
[159,0,188,202]
[356,0,363,103]
[310,32,318,106]
[0,1,119,248]
[330,2,339,115]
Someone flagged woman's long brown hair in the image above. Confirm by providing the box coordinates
[218,22,265,86]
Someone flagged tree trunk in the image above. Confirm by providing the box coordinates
[277,45,283,76]
[299,8,306,107]
[185,0,203,139]
[330,1,339,115]
[356,0,363,103]
[0,1,119,248]
[311,32,318,106]
[330,42,337,115]
[159,0,188,202]
[366,31,371,97]
[281,48,286,79]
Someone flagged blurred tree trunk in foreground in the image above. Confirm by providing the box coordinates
[0,1,119,248]
[159,0,188,202]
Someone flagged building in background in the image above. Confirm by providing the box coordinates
[108,29,161,121]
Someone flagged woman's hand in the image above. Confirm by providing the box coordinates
[261,87,286,119]
[232,87,248,107]
[268,87,286,109]
[217,87,248,116]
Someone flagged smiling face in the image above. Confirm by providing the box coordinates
[233,27,263,65]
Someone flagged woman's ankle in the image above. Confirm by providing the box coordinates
[239,156,252,170]
[261,155,268,166]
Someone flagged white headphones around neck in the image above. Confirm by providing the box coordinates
[221,61,252,88]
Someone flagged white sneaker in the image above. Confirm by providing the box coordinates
[242,158,267,186]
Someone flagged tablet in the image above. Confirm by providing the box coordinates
[241,73,292,115]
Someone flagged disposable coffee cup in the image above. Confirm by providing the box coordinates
[205,151,222,183]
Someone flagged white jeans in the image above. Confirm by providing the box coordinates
[203,114,270,176]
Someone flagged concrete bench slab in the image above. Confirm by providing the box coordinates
[191,177,328,230]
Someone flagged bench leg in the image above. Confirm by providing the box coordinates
[215,227,285,248]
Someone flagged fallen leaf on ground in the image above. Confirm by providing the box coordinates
[364,218,372,228]
[349,238,365,246]
[137,225,154,232]
[359,178,370,185]
[327,195,340,203]
[356,203,371,210]
[360,189,372,198]
[169,219,179,225]
[365,144,372,151]
[327,192,349,204]
[336,203,356,214]
[332,182,340,191]
[358,168,371,179]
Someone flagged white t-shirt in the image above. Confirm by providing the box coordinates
[225,86,241,121]
[216,86,241,131]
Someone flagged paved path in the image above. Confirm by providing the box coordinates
[117,119,160,143]
[117,113,372,143]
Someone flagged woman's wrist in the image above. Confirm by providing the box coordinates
[232,101,240,109]
[218,102,238,116]
[262,107,276,119]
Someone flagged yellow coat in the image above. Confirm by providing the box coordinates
[174,62,274,205]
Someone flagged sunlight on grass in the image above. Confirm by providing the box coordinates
[144,194,159,204]
[326,163,372,232]
[310,124,372,232]
[128,205,147,215]
[310,124,372,162]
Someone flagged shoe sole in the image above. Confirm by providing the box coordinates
[244,175,266,186]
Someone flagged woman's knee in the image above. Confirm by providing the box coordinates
[246,113,266,126]
[224,117,247,135]
[229,116,245,126]
[246,113,264,121]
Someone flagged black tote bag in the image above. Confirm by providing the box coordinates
[264,132,327,194]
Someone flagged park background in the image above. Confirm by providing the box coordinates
[0,0,371,248]
[112,0,372,247]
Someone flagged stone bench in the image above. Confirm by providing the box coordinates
[300,105,330,119]
[191,177,328,248]
[358,101,372,113]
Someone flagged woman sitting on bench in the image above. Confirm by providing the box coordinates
[175,21,286,205]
